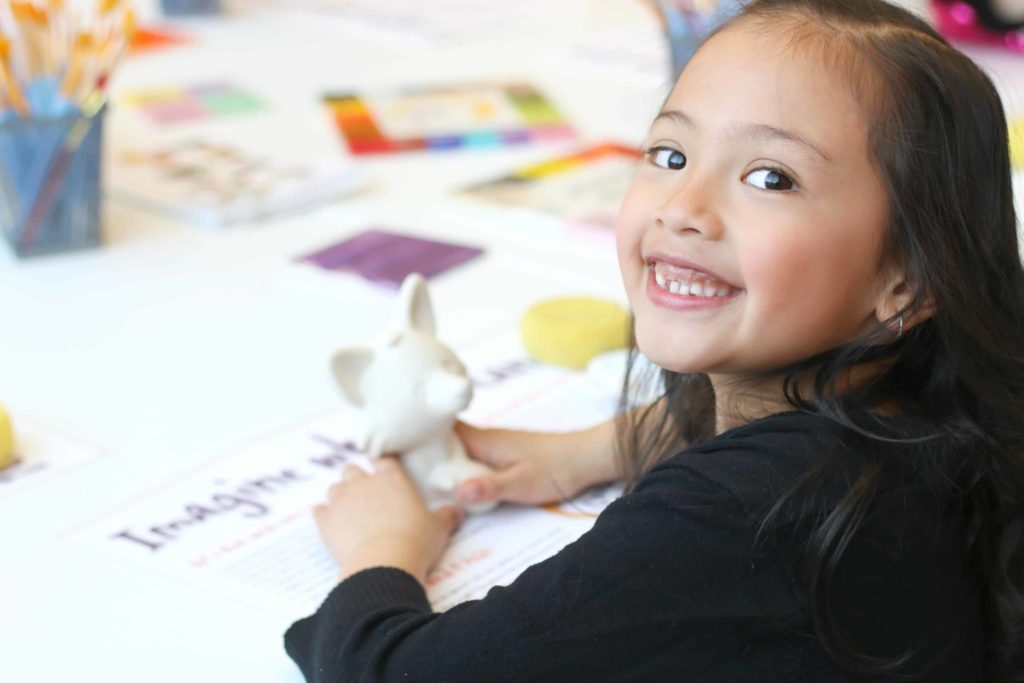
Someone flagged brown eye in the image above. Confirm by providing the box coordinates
[744,167,796,191]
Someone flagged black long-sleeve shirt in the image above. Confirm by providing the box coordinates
[284,411,989,682]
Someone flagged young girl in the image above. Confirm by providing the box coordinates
[285,0,1024,680]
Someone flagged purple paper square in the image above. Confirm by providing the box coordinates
[298,228,484,288]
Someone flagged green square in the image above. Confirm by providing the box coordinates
[199,89,266,116]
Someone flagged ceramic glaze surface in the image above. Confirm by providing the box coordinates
[331,274,495,512]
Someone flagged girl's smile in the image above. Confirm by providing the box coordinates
[645,259,742,311]
[615,17,896,383]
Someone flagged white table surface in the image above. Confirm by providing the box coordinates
[0,1,1018,681]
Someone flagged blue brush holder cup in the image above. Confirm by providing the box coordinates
[0,104,106,259]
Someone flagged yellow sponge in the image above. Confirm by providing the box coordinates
[521,297,632,369]
[1010,119,1024,170]
[0,403,14,470]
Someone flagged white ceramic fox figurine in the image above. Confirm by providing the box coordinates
[330,274,496,513]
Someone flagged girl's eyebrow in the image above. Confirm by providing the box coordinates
[653,109,833,164]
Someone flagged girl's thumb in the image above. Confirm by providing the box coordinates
[458,475,502,505]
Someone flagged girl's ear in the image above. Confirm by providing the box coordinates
[331,347,375,406]
[397,273,436,336]
[874,270,935,337]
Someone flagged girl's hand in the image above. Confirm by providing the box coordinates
[454,420,620,507]
[314,457,464,585]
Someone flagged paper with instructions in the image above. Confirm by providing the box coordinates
[73,333,628,617]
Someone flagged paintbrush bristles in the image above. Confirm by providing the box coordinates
[59,32,91,100]
[0,0,134,119]
[0,34,30,117]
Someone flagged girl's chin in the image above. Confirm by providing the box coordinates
[634,340,715,376]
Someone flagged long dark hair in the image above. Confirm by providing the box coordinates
[616,1,1024,680]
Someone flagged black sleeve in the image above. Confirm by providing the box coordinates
[283,463,802,683]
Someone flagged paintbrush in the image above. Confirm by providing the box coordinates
[0,35,29,117]
[10,2,48,80]
[17,86,104,250]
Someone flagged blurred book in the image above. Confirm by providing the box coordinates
[106,137,362,228]
[461,143,641,231]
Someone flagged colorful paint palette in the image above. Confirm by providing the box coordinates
[323,83,574,155]
[298,228,484,288]
[461,143,641,230]
[120,83,266,126]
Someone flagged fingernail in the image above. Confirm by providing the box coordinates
[460,481,481,503]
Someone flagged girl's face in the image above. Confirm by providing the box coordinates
[616,20,892,378]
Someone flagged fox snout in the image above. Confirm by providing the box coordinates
[424,370,473,415]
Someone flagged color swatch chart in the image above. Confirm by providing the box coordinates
[323,83,574,155]
[462,142,642,229]
[120,83,266,126]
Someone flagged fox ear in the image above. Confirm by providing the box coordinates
[330,347,374,406]
[397,273,435,336]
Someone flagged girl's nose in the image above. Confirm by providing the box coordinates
[653,176,724,240]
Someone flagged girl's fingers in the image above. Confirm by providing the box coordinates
[454,423,493,461]
[456,476,489,504]
[375,456,400,473]
[455,423,516,468]
[433,505,466,534]
[329,465,367,500]
[342,464,366,482]
[457,468,525,505]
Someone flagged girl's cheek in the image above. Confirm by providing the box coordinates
[614,204,646,259]
[737,234,823,307]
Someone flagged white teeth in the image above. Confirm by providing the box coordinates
[651,265,734,298]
